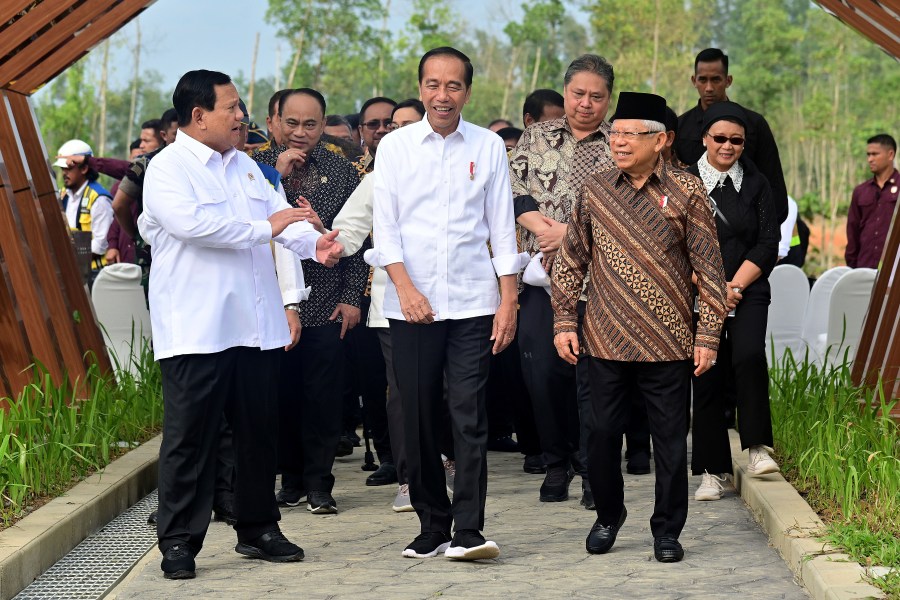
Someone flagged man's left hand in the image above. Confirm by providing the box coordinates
[285,309,302,350]
[491,301,517,355]
[329,303,361,339]
[315,229,343,267]
[537,219,567,253]
[693,346,718,376]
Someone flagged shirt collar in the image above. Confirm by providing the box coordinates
[66,181,88,200]
[870,167,900,188]
[614,155,666,189]
[414,114,469,143]
[698,152,743,194]
[175,129,238,166]
[560,117,609,142]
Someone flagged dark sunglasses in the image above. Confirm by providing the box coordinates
[706,133,745,146]
[362,119,393,130]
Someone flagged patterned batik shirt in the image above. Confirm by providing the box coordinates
[254,141,368,327]
[508,117,615,259]
[551,157,728,362]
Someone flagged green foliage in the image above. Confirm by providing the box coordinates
[0,340,162,527]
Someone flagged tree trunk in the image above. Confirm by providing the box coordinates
[529,46,541,94]
[500,46,521,121]
[98,39,109,156]
[125,17,141,151]
[286,0,314,88]
[247,32,260,117]
[651,0,660,94]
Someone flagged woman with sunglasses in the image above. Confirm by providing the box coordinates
[686,101,780,501]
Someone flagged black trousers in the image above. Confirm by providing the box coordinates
[390,316,493,534]
[157,347,281,553]
[377,328,406,484]
[348,298,391,464]
[691,286,773,475]
[278,322,345,493]
[518,286,580,467]
[587,358,691,539]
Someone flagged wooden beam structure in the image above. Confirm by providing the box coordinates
[0,0,156,398]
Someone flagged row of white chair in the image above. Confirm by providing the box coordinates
[766,264,877,367]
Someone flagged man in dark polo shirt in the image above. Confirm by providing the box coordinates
[674,48,788,224]
[846,133,898,269]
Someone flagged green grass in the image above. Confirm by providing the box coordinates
[0,337,162,527]
[769,348,900,595]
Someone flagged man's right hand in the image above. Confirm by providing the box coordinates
[275,149,306,177]
[104,248,120,264]
[554,332,580,365]
[397,284,435,324]
[268,207,311,237]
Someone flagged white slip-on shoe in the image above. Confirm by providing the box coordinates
[444,530,500,561]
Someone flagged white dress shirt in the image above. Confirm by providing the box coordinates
[64,181,114,255]
[365,117,522,321]
[332,175,388,327]
[139,130,320,360]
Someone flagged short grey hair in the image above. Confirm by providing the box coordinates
[642,119,666,133]
[564,54,614,94]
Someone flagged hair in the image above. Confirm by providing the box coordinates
[564,54,615,95]
[702,116,745,136]
[344,113,360,129]
[488,118,514,129]
[664,107,678,134]
[694,48,729,74]
[418,46,473,87]
[141,118,163,135]
[172,69,232,126]
[641,120,666,133]
[85,168,100,182]
[160,107,179,127]
[867,133,897,153]
[278,88,327,117]
[268,89,289,118]
[359,97,397,122]
[496,126,523,142]
[392,99,425,119]
[129,139,142,151]
[325,114,353,129]
[523,88,564,122]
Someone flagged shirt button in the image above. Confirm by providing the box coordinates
[256,297,262,304]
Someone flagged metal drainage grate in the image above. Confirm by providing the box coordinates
[15,490,158,600]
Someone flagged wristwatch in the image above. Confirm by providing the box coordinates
[284,303,301,313]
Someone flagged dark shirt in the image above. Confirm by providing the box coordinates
[87,156,131,180]
[105,181,138,264]
[254,141,368,326]
[687,158,779,289]
[845,168,899,269]
[552,157,728,361]
[675,100,788,225]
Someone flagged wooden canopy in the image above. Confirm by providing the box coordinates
[0,1,155,398]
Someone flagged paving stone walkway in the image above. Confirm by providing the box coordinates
[109,448,808,599]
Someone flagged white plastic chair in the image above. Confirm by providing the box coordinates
[91,263,152,376]
[765,264,810,366]
[824,268,877,367]
[800,266,851,364]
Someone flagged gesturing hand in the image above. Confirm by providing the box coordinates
[269,207,312,237]
[315,229,343,267]
[296,197,325,233]
[329,303,361,339]
[554,332,580,365]
[275,149,306,177]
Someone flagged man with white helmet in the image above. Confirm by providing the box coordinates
[54,139,114,274]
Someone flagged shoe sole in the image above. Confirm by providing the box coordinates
[523,467,547,474]
[366,478,398,487]
[627,467,651,475]
[747,465,779,476]
[539,493,568,502]
[402,541,450,558]
[655,551,684,563]
[235,543,304,562]
[307,504,338,514]
[444,541,500,560]
[163,569,195,580]
[392,504,415,513]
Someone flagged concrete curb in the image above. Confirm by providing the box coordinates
[0,434,161,600]
[729,430,884,600]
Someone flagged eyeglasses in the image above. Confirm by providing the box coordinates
[705,133,745,146]
[609,130,658,139]
[362,119,393,131]
[387,121,417,131]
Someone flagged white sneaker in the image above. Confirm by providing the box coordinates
[694,471,726,501]
[443,459,455,496]
[392,483,414,513]
[747,446,779,476]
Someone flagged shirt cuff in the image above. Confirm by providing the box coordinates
[492,252,531,276]
[694,329,721,352]
[364,245,403,268]
[282,286,312,304]
[513,194,540,218]
[553,315,578,336]
[252,220,274,246]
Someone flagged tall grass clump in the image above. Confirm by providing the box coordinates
[769,347,899,592]
[0,337,162,527]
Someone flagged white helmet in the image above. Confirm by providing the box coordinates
[53,139,93,168]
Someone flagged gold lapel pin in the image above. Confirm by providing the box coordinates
[247,173,255,181]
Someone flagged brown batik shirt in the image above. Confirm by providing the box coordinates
[551,157,728,362]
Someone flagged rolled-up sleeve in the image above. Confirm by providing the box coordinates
[368,149,404,267]
[268,182,320,261]
[274,241,311,303]
[333,175,374,257]
[485,141,522,276]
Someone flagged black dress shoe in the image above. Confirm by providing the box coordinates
[366,462,398,486]
[161,544,195,579]
[336,436,354,457]
[235,531,304,562]
[654,536,684,562]
[585,506,627,554]
[147,509,158,525]
[539,464,574,502]
[487,435,519,452]
[523,454,546,474]
[580,479,595,511]
[626,454,651,475]
[213,494,237,525]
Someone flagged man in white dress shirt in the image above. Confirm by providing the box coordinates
[139,69,343,580]
[366,47,522,561]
